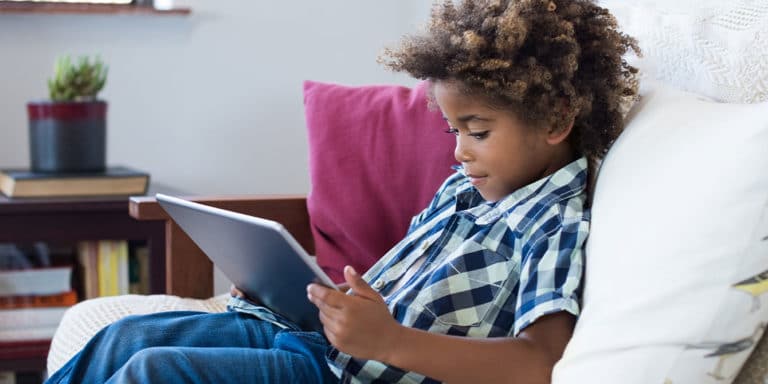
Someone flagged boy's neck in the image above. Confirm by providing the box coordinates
[540,144,579,180]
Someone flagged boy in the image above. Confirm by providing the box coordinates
[47,1,638,383]
[306,1,638,381]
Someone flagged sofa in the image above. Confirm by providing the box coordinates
[47,1,768,382]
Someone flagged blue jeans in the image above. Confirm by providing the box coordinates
[45,311,338,383]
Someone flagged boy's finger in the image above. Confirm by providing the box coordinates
[336,282,351,293]
[307,284,345,309]
[343,266,381,301]
[230,284,244,298]
[313,297,344,319]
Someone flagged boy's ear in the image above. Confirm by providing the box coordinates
[545,119,574,145]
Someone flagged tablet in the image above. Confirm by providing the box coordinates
[155,193,337,332]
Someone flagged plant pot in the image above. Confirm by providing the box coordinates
[27,100,107,173]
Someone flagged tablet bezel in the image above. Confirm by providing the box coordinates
[155,193,338,331]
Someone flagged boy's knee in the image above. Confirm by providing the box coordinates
[128,347,182,365]
[111,314,145,328]
[99,314,146,340]
[118,347,190,381]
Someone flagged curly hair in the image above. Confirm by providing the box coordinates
[380,0,640,162]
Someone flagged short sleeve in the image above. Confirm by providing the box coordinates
[513,206,588,336]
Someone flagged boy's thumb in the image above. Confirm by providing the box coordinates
[344,266,379,300]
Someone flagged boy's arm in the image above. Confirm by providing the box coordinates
[308,266,574,384]
[384,312,574,384]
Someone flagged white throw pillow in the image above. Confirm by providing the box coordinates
[552,81,768,384]
[599,0,768,103]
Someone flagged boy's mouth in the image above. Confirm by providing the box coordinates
[467,174,488,186]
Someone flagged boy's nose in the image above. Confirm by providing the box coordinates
[454,136,473,163]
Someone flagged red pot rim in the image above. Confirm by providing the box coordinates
[28,100,107,120]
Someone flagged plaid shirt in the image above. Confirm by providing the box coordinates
[328,157,590,383]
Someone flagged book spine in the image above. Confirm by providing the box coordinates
[137,246,150,294]
[0,267,73,297]
[0,307,69,330]
[130,245,150,294]
[0,291,77,309]
[0,371,14,384]
[1,167,150,198]
[97,240,117,296]
[0,327,59,342]
[77,241,99,300]
[116,241,129,295]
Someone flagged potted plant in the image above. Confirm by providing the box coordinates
[27,55,108,173]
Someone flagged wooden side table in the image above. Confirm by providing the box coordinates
[0,185,178,375]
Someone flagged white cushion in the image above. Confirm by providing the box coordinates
[47,294,228,375]
[599,0,768,103]
[552,81,768,384]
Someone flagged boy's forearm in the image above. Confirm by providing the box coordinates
[380,326,553,384]
[376,312,576,384]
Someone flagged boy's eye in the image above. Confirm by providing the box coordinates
[445,128,459,136]
[469,131,489,140]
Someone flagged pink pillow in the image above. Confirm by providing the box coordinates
[303,81,456,283]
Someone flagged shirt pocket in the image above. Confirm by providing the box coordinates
[415,247,514,328]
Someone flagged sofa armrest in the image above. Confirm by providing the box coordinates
[129,195,311,299]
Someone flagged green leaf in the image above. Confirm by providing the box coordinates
[46,54,109,101]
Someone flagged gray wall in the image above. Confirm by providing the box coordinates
[0,0,431,195]
[0,1,432,294]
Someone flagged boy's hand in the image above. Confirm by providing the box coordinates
[336,282,350,293]
[307,266,403,362]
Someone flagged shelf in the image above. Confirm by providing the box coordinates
[0,2,190,15]
[0,340,50,371]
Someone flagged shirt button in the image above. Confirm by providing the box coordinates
[372,280,385,289]
[421,241,430,251]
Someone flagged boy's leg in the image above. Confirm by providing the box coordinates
[104,331,335,383]
[46,311,334,384]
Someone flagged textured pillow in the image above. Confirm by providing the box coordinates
[303,81,456,283]
[47,294,229,375]
[552,81,768,384]
[599,0,768,103]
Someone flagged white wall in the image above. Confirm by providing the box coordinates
[0,1,432,294]
[0,0,431,195]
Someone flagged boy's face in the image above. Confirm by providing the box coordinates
[433,81,567,202]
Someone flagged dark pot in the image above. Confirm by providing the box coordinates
[27,100,107,173]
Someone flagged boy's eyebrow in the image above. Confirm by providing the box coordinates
[442,114,492,123]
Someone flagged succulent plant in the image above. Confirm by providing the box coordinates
[47,55,108,102]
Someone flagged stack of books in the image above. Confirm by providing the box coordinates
[0,241,151,345]
[0,166,149,198]
[0,266,75,342]
[77,240,150,299]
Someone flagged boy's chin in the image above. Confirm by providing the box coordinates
[477,189,501,203]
